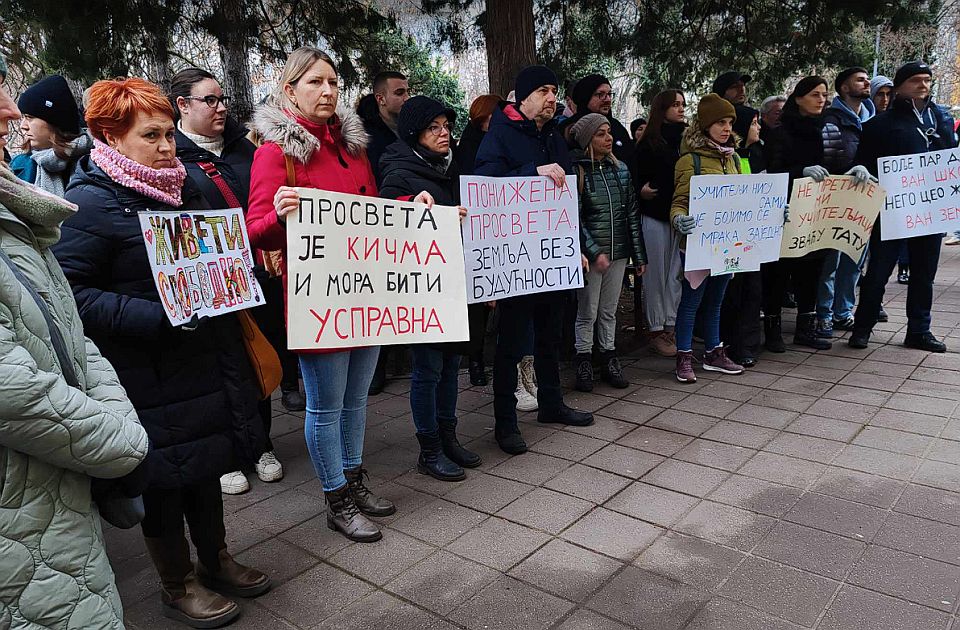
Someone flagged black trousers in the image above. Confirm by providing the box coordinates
[493,291,565,428]
[761,254,826,317]
[854,222,941,334]
[141,480,225,570]
[720,270,762,358]
[252,275,299,453]
[467,303,491,363]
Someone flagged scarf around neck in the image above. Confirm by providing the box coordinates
[91,139,186,207]
[178,121,225,157]
[0,163,77,248]
[31,133,93,198]
[707,139,736,157]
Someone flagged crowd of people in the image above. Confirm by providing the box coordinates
[0,42,957,628]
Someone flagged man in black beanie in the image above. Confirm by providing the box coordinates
[850,61,957,353]
[712,71,751,106]
[475,64,593,455]
[561,74,633,163]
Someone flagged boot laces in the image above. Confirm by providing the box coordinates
[577,359,593,380]
[348,467,373,500]
[607,356,623,376]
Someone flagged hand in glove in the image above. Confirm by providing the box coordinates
[672,213,697,235]
[844,164,878,185]
[802,165,830,182]
[783,203,791,224]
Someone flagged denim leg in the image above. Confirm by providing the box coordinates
[410,345,444,435]
[300,352,351,491]
[675,277,709,352]
[436,353,462,426]
[905,233,941,334]
[701,275,732,350]
[833,251,861,320]
[816,250,840,321]
[339,346,380,469]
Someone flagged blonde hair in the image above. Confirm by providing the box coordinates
[271,47,339,115]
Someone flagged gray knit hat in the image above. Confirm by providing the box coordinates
[569,113,609,150]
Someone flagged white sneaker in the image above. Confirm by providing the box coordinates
[515,364,538,412]
[519,356,538,399]
[220,471,249,495]
[946,235,960,245]
[255,451,284,482]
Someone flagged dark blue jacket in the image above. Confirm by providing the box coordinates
[53,157,265,489]
[475,104,572,177]
[856,97,958,176]
[822,96,875,174]
[175,116,256,210]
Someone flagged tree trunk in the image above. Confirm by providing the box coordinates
[213,0,255,124]
[484,0,537,99]
[142,28,171,89]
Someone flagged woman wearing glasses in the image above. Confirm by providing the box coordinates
[171,68,292,497]
[378,96,479,482]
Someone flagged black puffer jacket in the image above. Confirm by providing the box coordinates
[634,121,686,222]
[764,110,826,186]
[54,158,265,490]
[175,117,256,209]
[572,150,646,264]
[379,140,460,205]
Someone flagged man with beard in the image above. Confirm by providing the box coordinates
[563,74,633,163]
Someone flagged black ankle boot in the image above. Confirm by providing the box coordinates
[438,420,482,468]
[600,352,629,389]
[794,313,832,350]
[469,359,487,386]
[764,315,786,353]
[325,485,382,542]
[494,420,527,455]
[574,353,593,392]
[537,403,594,426]
[416,432,466,481]
[344,466,396,516]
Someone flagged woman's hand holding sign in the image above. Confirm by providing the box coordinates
[413,191,435,208]
[274,186,300,222]
[537,163,566,186]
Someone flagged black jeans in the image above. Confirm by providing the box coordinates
[854,222,941,334]
[762,254,826,317]
[721,270,762,358]
[467,303,491,363]
[493,291,565,428]
[141,479,226,570]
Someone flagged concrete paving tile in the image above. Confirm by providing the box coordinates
[823,383,893,406]
[895,483,960,527]
[885,392,957,417]
[644,408,718,436]
[718,556,839,626]
[754,520,865,579]
[617,425,694,456]
[625,385,691,408]
[813,467,907,509]
[929,437,960,462]
[488,451,572,486]
[840,370,906,392]
[914,459,960,493]
[496,487,593,535]
[563,390,621,413]
[853,425,934,456]
[449,575,574,630]
[848,545,960,611]
[707,474,802,518]
[553,609,633,630]
[786,362,851,383]
[561,507,662,561]
[327,530,434,586]
[942,417,960,441]
[673,439,756,471]
[585,566,709,630]
[544,463,632,504]
[870,407,950,436]
[806,398,879,423]
[604,482,700,527]
[257,563,375,627]
[314,590,459,630]
[701,420,779,449]
[833,444,921,480]
[674,500,776,551]
[874,512,960,565]
[440,472,534,514]
[802,353,861,371]
[785,414,862,441]
[763,432,846,464]
[444,516,550,571]
[866,345,929,366]
[566,415,637,441]
[595,399,664,424]
[723,403,799,429]
[784,492,888,541]
[768,374,834,396]
[738,451,828,488]
[642,458,730,497]
[233,536,320,586]
[819,585,952,630]
[696,380,764,402]
[634,531,746,591]
[857,358,918,378]
[684,597,807,630]
[530,430,608,461]
[747,388,818,413]
[234,488,324,535]
[582,443,665,478]
[390,499,487,546]
[508,538,622,601]
[672,393,742,418]
[384,550,499,616]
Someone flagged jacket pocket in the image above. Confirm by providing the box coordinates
[0,449,27,509]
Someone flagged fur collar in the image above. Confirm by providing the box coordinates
[253,103,369,163]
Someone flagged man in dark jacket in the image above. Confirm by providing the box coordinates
[850,62,957,353]
[475,64,594,455]
[357,71,410,185]
[561,74,633,163]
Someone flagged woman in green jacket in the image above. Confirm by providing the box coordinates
[569,113,646,392]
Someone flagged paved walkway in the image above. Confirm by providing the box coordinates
[114,245,960,630]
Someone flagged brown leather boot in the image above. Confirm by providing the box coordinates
[144,536,240,628]
[197,549,271,598]
[344,466,396,516]
[326,484,382,542]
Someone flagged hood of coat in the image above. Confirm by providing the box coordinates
[826,95,876,129]
[380,139,456,184]
[492,103,559,139]
[680,116,740,157]
[253,103,369,164]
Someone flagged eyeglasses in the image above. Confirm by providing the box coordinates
[427,122,452,136]
[593,91,615,101]
[187,95,231,108]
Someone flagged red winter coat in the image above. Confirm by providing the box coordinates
[246,104,377,353]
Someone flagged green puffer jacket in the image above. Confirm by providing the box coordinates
[0,167,149,630]
[573,151,646,264]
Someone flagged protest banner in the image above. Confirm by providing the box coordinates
[878,147,960,240]
[781,175,883,261]
[138,208,264,326]
[460,174,583,303]
[286,189,469,350]
[684,173,790,274]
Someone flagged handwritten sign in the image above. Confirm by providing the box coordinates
[139,208,264,325]
[286,189,469,350]
[684,173,789,274]
[878,147,960,240]
[460,175,583,303]
[781,176,882,261]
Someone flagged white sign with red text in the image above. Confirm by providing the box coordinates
[877,147,960,240]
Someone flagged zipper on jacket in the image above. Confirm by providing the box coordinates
[599,162,615,258]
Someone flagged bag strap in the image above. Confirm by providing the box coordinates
[692,153,702,176]
[284,155,296,187]
[576,164,585,196]
[0,248,79,387]
[197,161,243,209]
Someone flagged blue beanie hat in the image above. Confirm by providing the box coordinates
[514,65,558,104]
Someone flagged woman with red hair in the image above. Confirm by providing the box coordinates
[53,78,270,629]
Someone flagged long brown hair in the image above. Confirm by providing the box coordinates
[639,89,684,148]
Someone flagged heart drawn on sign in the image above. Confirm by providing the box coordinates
[144,229,154,245]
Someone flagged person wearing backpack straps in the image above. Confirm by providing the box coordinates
[171,67,292,496]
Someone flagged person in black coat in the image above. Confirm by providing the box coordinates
[561,74,634,164]
[53,77,269,627]
[378,95,482,482]
[761,76,833,352]
[849,62,958,353]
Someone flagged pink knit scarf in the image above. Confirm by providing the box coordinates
[91,139,186,207]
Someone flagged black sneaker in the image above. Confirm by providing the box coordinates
[904,332,947,353]
[574,354,594,392]
[832,316,856,331]
[537,403,594,427]
[848,330,871,349]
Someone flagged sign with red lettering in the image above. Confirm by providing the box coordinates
[781,176,883,261]
[139,208,265,325]
[878,147,960,240]
[286,188,469,349]
[460,175,583,303]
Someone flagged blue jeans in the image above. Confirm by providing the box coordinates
[299,347,380,491]
[410,346,460,435]
[816,250,862,321]
[676,274,731,352]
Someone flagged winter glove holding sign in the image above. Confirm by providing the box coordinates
[672,213,696,235]
[844,164,878,185]
[802,165,830,182]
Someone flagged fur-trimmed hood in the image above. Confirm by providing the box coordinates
[680,115,740,156]
[252,103,369,164]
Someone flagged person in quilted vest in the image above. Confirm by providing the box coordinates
[0,58,150,630]
[568,113,646,392]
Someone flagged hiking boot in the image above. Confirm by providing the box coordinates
[675,350,696,383]
[648,330,677,357]
[702,344,743,375]
[469,359,487,386]
[574,353,594,392]
[794,313,832,350]
[763,315,786,353]
[344,466,395,516]
[495,422,528,455]
[197,550,271,599]
[325,485,381,542]
[601,352,629,388]
[904,331,947,353]
[816,318,834,339]
[439,419,482,468]
[416,432,465,481]
[537,403,594,426]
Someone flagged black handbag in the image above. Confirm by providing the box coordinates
[0,248,145,528]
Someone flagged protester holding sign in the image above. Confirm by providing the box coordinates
[761,76,834,351]
[850,61,958,352]
[475,64,594,455]
[54,77,270,628]
[669,94,745,383]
